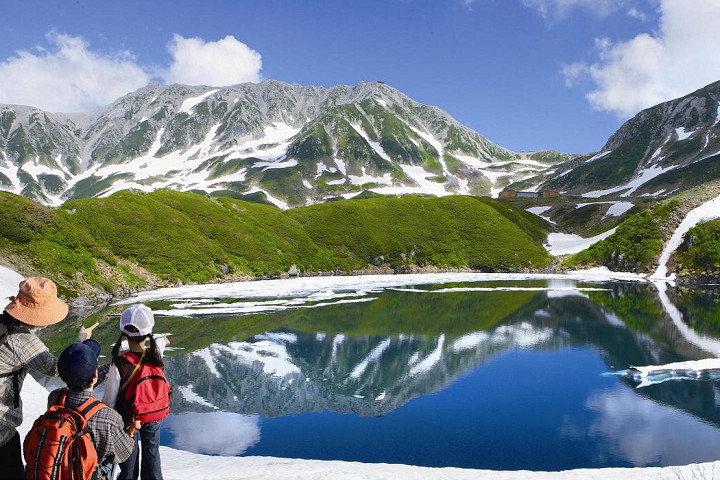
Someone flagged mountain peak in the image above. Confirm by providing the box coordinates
[0,79,565,207]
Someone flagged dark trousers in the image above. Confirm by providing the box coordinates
[118,421,163,480]
[0,432,25,480]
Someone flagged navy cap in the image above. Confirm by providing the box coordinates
[57,339,101,383]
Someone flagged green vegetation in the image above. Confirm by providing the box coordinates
[587,285,667,340]
[564,200,680,272]
[672,287,720,337]
[673,219,720,276]
[0,190,551,297]
[288,195,551,271]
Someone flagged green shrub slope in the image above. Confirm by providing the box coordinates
[563,200,681,273]
[288,195,551,271]
[673,219,720,277]
[0,190,551,298]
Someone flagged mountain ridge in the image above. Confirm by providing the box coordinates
[523,80,720,198]
[0,80,569,207]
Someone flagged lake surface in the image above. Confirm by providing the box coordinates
[42,274,720,471]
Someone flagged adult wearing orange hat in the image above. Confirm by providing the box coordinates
[0,277,95,479]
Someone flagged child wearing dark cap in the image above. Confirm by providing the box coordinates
[46,339,135,478]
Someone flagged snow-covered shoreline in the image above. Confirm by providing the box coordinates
[114,268,647,306]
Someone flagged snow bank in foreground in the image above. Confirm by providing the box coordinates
[0,265,23,302]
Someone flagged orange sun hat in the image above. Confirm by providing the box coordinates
[4,277,69,327]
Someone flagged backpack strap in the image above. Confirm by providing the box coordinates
[55,389,107,420]
[119,349,146,392]
[0,368,22,408]
[0,317,26,409]
[76,397,107,421]
[55,389,68,407]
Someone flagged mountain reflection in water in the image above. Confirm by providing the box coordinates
[41,276,720,470]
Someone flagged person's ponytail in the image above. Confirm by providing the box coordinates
[111,333,124,365]
[146,334,164,367]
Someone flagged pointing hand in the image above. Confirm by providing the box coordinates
[77,322,100,342]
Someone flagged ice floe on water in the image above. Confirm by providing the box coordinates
[115,271,646,318]
[622,359,720,388]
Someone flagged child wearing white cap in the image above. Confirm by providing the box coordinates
[102,304,170,480]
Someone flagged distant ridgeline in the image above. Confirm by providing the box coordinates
[0,190,551,300]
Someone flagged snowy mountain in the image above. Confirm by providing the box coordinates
[0,81,568,208]
[164,323,561,417]
[526,80,720,198]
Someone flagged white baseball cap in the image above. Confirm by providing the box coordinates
[119,304,154,337]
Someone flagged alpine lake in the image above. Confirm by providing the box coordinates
[37,274,720,471]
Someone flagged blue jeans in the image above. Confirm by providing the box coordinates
[118,421,163,480]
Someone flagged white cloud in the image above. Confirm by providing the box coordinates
[626,7,648,21]
[164,34,262,86]
[563,0,720,118]
[0,32,150,112]
[0,33,263,112]
[521,0,620,22]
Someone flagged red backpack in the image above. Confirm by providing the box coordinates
[115,350,171,425]
[23,391,106,480]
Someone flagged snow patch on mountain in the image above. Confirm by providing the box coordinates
[347,167,393,187]
[546,228,618,256]
[350,123,392,162]
[603,202,634,218]
[179,89,219,113]
[584,165,676,198]
[675,127,694,141]
[586,151,612,163]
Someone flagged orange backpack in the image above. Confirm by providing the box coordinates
[23,391,106,480]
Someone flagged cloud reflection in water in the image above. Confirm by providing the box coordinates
[164,411,261,456]
[563,385,720,466]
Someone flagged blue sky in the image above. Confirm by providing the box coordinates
[1,0,719,154]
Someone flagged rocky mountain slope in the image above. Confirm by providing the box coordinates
[0,81,569,207]
[520,80,720,198]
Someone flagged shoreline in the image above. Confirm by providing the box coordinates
[55,264,718,313]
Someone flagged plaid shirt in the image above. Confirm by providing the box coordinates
[47,388,135,465]
[0,325,57,447]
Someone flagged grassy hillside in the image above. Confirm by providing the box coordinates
[563,200,681,273]
[672,219,720,278]
[0,190,551,299]
[288,195,551,271]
